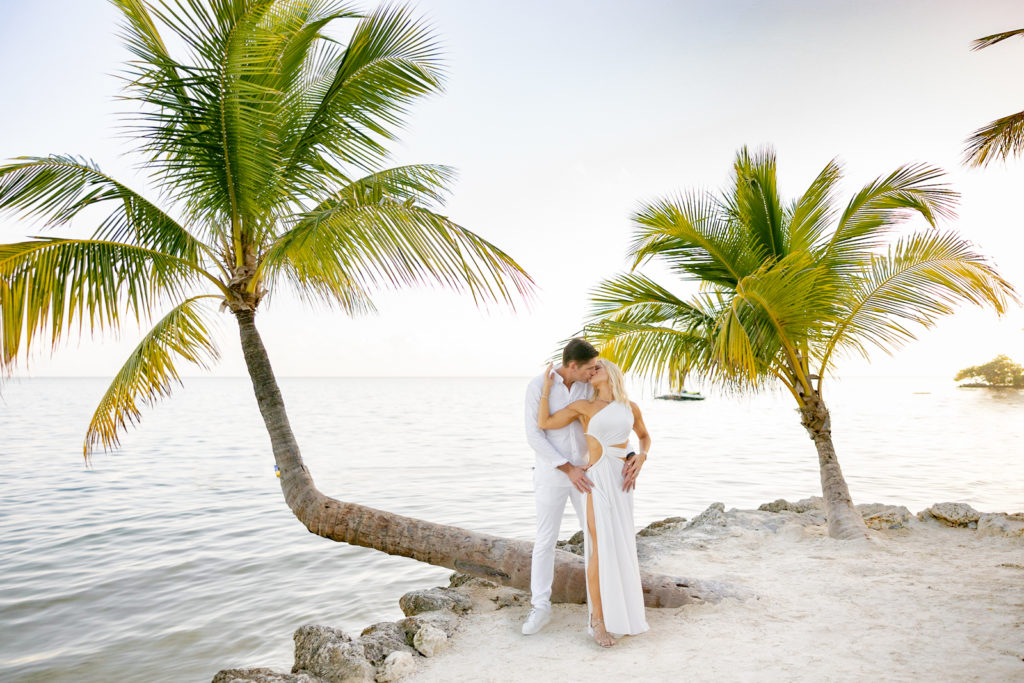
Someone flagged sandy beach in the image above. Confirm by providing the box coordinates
[404,503,1024,683]
[215,500,1024,682]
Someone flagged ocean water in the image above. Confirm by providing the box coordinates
[0,376,1021,681]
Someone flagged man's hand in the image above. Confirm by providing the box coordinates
[621,454,646,492]
[558,462,593,494]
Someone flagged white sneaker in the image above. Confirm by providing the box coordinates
[521,607,551,635]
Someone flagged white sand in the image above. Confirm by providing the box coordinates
[407,509,1024,682]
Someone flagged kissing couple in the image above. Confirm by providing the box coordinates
[522,338,652,647]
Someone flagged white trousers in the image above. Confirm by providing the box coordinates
[530,484,585,610]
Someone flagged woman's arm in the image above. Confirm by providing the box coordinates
[538,399,585,429]
[622,402,651,492]
[537,363,586,429]
[631,402,651,457]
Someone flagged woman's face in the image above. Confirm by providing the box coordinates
[591,362,608,385]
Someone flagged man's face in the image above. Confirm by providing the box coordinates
[569,358,599,383]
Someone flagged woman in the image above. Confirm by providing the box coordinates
[537,358,651,647]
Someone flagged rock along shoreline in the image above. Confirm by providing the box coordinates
[213,499,1024,683]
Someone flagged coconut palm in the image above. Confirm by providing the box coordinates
[0,0,700,606]
[585,147,1018,539]
[964,28,1024,166]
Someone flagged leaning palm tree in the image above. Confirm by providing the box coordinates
[585,147,1018,540]
[964,28,1024,166]
[0,0,699,606]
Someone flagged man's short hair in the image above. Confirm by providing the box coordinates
[562,338,599,367]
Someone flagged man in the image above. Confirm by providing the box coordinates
[521,338,600,635]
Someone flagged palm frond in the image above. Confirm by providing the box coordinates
[282,3,445,174]
[585,318,724,391]
[331,164,456,210]
[630,190,754,287]
[0,238,205,368]
[0,155,205,262]
[971,28,1024,51]
[730,146,786,260]
[820,230,1019,371]
[271,1,362,91]
[824,163,958,271]
[118,1,286,234]
[734,253,835,350]
[787,158,842,253]
[0,277,23,368]
[588,272,716,329]
[963,110,1024,167]
[110,0,193,112]
[217,0,292,224]
[84,295,221,457]
[259,201,534,311]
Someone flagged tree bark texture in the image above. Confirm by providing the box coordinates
[234,309,714,607]
[799,392,870,540]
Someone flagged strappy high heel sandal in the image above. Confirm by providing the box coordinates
[588,615,616,648]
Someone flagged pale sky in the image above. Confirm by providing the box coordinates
[1,0,1023,382]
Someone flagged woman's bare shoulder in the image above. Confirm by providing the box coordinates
[568,399,595,414]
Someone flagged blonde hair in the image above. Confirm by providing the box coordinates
[600,359,630,404]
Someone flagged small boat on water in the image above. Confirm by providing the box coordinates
[656,390,705,401]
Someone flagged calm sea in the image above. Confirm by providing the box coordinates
[1,376,1021,681]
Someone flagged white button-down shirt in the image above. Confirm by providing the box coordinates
[524,365,592,487]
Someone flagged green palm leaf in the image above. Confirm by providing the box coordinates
[331,164,456,209]
[787,158,842,253]
[971,28,1024,51]
[585,318,720,391]
[0,278,23,368]
[85,295,221,456]
[730,147,786,260]
[824,163,958,272]
[963,26,1024,167]
[282,3,445,173]
[588,272,715,329]
[260,200,533,309]
[629,190,752,287]
[111,0,193,113]
[964,110,1024,167]
[733,253,835,350]
[821,230,1017,367]
[0,238,204,365]
[0,155,205,262]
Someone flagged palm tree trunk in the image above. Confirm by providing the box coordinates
[233,308,709,607]
[799,392,870,540]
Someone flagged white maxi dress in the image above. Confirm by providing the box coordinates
[584,401,650,636]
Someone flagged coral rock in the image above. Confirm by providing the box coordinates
[448,573,497,589]
[758,497,824,514]
[375,651,416,682]
[555,530,584,555]
[977,513,1024,538]
[292,625,374,683]
[397,611,458,646]
[858,504,912,530]
[398,587,472,616]
[212,668,322,683]
[412,624,448,658]
[686,502,727,528]
[920,503,982,527]
[638,516,688,537]
[359,623,416,667]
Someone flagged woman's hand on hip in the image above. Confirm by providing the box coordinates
[622,453,646,492]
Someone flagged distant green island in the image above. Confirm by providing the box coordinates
[955,355,1024,388]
